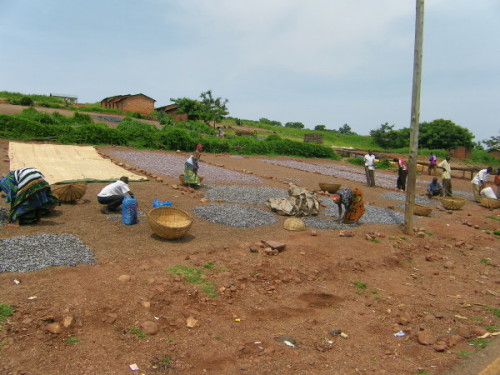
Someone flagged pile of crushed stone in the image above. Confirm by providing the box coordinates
[0,234,95,273]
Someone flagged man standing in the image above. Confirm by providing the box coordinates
[396,158,408,191]
[97,176,133,214]
[437,156,452,197]
[471,167,493,202]
[428,153,437,175]
[364,150,376,187]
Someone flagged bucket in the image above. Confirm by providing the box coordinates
[122,195,138,225]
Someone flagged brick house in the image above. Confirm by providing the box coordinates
[100,94,155,115]
[155,104,188,122]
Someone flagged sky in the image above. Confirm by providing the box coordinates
[0,0,499,142]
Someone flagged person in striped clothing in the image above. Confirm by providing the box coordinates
[0,167,59,227]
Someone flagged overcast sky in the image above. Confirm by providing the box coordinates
[1,0,499,142]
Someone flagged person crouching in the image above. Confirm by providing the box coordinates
[97,176,133,214]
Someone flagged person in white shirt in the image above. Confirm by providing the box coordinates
[471,167,492,202]
[364,151,376,187]
[97,176,133,213]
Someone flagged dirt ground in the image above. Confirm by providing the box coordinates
[0,106,499,375]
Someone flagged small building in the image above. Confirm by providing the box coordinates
[487,148,500,159]
[101,94,155,115]
[50,93,78,104]
[448,147,472,160]
[155,104,188,122]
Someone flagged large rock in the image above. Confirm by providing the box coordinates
[140,321,159,335]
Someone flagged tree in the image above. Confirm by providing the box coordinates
[199,90,229,128]
[169,97,204,121]
[482,135,500,149]
[314,125,326,131]
[170,90,229,127]
[419,119,474,149]
[369,123,404,148]
[338,123,355,135]
[284,122,304,129]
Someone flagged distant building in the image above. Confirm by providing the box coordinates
[50,93,78,104]
[101,94,155,115]
[487,147,500,159]
[155,104,188,122]
[448,147,472,160]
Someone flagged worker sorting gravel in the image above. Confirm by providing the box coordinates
[0,167,59,227]
[331,187,365,225]
[183,144,203,187]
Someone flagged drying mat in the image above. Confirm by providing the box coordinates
[8,142,148,185]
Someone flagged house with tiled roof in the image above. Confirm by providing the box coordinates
[100,94,155,115]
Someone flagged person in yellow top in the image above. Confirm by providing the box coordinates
[437,156,452,197]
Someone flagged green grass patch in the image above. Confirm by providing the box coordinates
[470,317,484,322]
[479,258,491,265]
[67,337,81,344]
[468,338,491,349]
[487,216,500,222]
[168,265,217,298]
[494,230,500,236]
[352,281,367,290]
[128,327,147,338]
[486,325,500,332]
[0,303,14,323]
[485,307,500,318]
[457,351,473,357]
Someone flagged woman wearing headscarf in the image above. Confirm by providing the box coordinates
[183,144,203,186]
[331,187,365,225]
[0,167,59,226]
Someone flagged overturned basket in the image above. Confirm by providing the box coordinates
[178,174,204,185]
[284,217,306,231]
[319,183,341,194]
[413,203,433,216]
[51,182,87,202]
[479,197,500,209]
[440,197,466,210]
[148,207,193,240]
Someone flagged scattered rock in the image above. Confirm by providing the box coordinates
[433,342,448,352]
[62,316,74,328]
[118,274,131,282]
[417,330,436,345]
[443,261,455,269]
[186,316,198,328]
[261,240,286,252]
[140,321,159,335]
[310,230,318,236]
[446,334,464,347]
[45,323,62,334]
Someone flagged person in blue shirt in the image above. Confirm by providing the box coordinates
[426,177,442,198]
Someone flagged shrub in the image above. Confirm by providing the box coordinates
[19,96,34,106]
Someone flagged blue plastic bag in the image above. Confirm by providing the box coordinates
[153,198,172,208]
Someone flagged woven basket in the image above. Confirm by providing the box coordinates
[319,183,341,194]
[413,204,432,216]
[51,182,87,202]
[283,217,306,231]
[147,207,193,239]
[440,197,466,210]
[178,174,204,185]
[479,197,500,209]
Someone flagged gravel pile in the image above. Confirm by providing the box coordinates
[109,150,263,184]
[192,204,277,228]
[204,186,288,205]
[0,234,95,273]
[381,192,438,205]
[259,159,428,189]
[453,190,474,199]
[302,216,356,230]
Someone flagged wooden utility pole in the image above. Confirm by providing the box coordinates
[404,0,425,235]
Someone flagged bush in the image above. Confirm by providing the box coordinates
[19,96,34,106]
